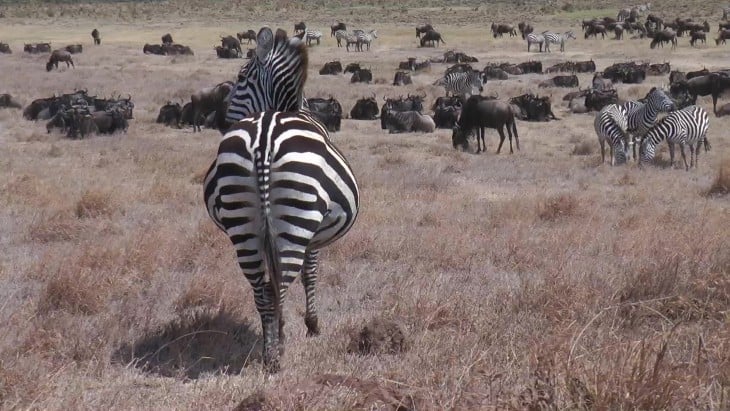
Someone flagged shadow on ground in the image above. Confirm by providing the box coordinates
[112,308,261,379]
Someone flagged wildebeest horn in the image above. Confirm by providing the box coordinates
[126,94,131,101]
[371,92,376,99]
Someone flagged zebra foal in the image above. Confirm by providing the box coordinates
[640,105,709,170]
[206,27,360,372]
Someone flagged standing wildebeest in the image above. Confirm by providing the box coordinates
[294,21,306,34]
[46,50,74,71]
[679,72,730,113]
[65,44,83,54]
[651,29,677,49]
[91,28,100,45]
[491,23,517,38]
[416,24,434,38]
[585,24,607,39]
[237,29,256,44]
[220,35,242,55]
[715,29,730,45]
[161,33,173,45]
[452,95,520,154]
[420,30,445,47]
[690,31,706,46]
[0,94,22,109]
[0,42,11,54]
[190,81,233,132]
[518,21,534,39]
[330,22,346,36]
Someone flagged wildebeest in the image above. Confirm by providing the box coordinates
[92,108,128,134]
[714,102,730,117]
[344,62,361,74]
[46,50,74,71]
[675,72,730,113]
[539,74,579,88]
[220,35,242,55]
[592,73,613,91]
[237,29,256,44]
[65,44,82,54]
[585,89,619,111]
[143,43,165,55]
[603,62,647,84]
[350,68,372,83]
[294,21,306,34]
[687,68,710,80]
[305,97,343,132]
[163,43,194,55]
[24,42,51,53]
[350,96,379,120]
[690,31,706,46]
[67,109,100,139]
[716,29,730,45]
[452,95,520,154]
[585,24,607,39]
[482,65,509,80]
[416,24,434,38]
[215,45,239,58]
[646,62,670,76]
[330,22,346,36]
[518,21,534,39]
[669,70,687,83]
[516,61,542,74]
[441,50,478,63]
[420,30,445,47]
[161,33,173,45]
[509,93,557,121]
[0,42,11,54]
[491,23,517,38]
[156,101,182,127]
[319,61,343,75]
[0,94,21,109]
[393,71,412,86]
[91,28,101,45]
[381,106,435,134]
[651,29,677,49]
[190,81,233,132]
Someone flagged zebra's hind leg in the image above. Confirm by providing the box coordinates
[302,250,321,336]
[600,138,606,164]
[678,143,689,171]
[668,141,676,168]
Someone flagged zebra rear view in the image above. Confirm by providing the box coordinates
[204,27,360,373]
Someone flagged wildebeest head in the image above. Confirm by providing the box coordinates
[156,101,182,126]
[393,71,412,86]
[225,27,308,123]
[344,62,361,73]
[161,33,173,44]
[350,96,379,120]
[351,68,372,83]
[0,42,11,54]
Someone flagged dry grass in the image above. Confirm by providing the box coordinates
[1,0,730,410]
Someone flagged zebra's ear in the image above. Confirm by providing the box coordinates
[256,27,274,61]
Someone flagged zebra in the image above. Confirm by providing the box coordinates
[210,26,360,372]
[344,33,359,52]
[542,30,576,52]
[356,29,377,51]
[594,103,629,165]
[334,29,347,47]
[526,33,545,52]
[433,70,483,97]
[621,87,676,160]
[639,105,709,170]
[305,29,323,46]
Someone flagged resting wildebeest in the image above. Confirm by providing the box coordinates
[381,105,435,134]
[156,101,182,127]
[539,74,579,88]
[215,45,239,58]
[91,28,101,45]
[491,23,517,38]
[65,44,82,54]
[330,22,346,36]
[603,62,647,83]
[319,61,343,75]
[420,30,445,47]
[482,65,509,80]
[304,97,343,132]
[237,29,256,44]
[46,50,74,71]
[442,50,478,63]
[0,42,11,54]
[350,68,372,83]
[350,96,379,120]
[592,73,613,91]
[516,61,542,74]
[646,62,670,76]
[220,35,242,55]
[416,24,434,38]
[393,71,412,86]
[585,89,619,111]
[67,109,99,139]
[509,93,557,121]
[518,21,534,39]
[163,43,194,55]
[0,94,21,109]
[143,43,165,55]
[190,81,233,132]
[344,62,361,74]
[382,94,425,113]
[92,108,128,134]
[650,29,677,49]
[24,43,51,53]
[161,33,173,45]
[452,95,520,154]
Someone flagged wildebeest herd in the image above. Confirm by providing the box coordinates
[2,6,729,171]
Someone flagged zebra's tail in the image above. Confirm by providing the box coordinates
[441,35,446,44]
[260,160,282,327]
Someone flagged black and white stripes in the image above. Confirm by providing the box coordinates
[622,87,676,159]
[434,71,483,97]
[640,105,709,170]
[526,33,545,52]
[595,103,629,165]
[206,27,360,372]
[542,30,576,52]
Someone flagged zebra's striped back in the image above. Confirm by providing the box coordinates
[526,33,545,51]
[356,30,377,51]
[305,29,323,45]
[594,103,629,165]
[436,71,483,97]
[641,105,709,169]
[226,28,308,125]
[334,29,347,46]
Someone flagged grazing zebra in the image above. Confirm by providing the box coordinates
[210,27,360,372]
[305,29,323,46]
[356,29,377,51]
[622,87,676,160]
[594,103,629,165]
[526,33,545,52]
[334,29,347,47]
[640,105,709,170]
[433,71,484,97]
[542,30,576,52]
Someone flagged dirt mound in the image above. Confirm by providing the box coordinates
[347,318,408,355]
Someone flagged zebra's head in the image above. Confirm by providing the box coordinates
[565,31,576,40]
[646,87,676,113]
[225,27,308,124]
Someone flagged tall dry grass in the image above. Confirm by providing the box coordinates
[1,1,729,410]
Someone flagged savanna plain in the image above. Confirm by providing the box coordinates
[0,0,729,409]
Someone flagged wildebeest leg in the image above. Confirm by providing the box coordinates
[511,119,520,150]
[496,127,506,154]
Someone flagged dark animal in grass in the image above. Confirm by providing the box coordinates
[344,63,361,73]
[646,62,670,76]
[215,45,239,59]
[380,105,435,134]
[539,74,578,88]
[714,102,730,117]
[452,95,520,154]
[393,71,412,86]
[509,93,557,121]
[420,30,445,47]
[180,102,206,127]
[294,21,306,34]
[143,43,165,55]
[161,33,173,45]
[24,42,51,53]
[416,23,434,38]
[92,108,128,134]
[716,29,730,45]
[190,81,233,132]
[350,68,372,83]
[518,21,534,39]
[687,68,710,80]
[64,44,82,54]
[650,29,677,49]
[163,43,194,55]
[46,50,74,71]
[690,31,706,46]
[0,42,10,53]
[491,23,517,38]
[237,29,256,44]
[319,61,343,75]
[0,94,21,109]
[304,97,343,132]
[156,101,183,127]
[330,22,346,36]
[220,35,242,55]
[91,28,101,45]
[674,73,730,113]
[350,96,379,120]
